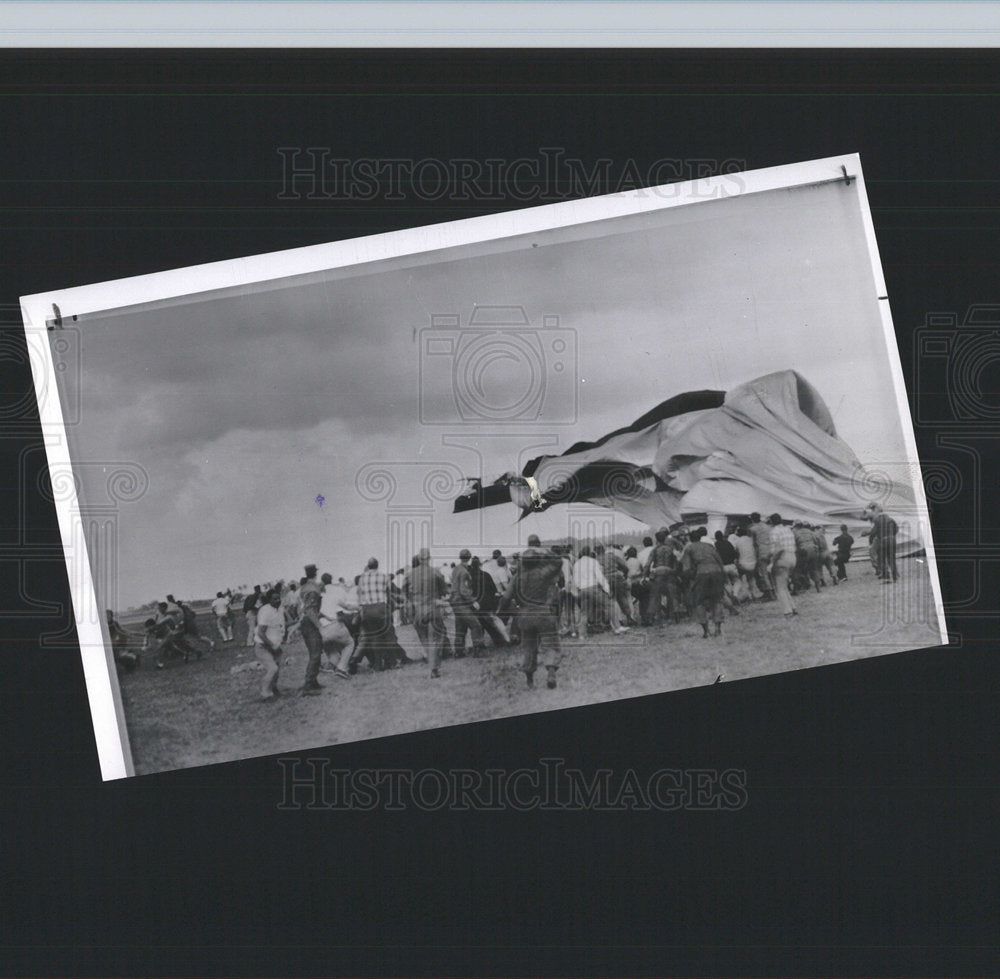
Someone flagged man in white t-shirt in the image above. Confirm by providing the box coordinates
[317,572,357,678]
[211,591,233,643]
[254,589,286,702]
[486,554,512,593]
[482,549,503,582]
[729,528,760,601]
[636,536,655,569]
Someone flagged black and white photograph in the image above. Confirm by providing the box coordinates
[22,154,947,778]
[6,17,1000,978]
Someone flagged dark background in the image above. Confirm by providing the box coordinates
[2,50,998,976]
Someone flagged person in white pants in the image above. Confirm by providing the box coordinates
[254,590,286,701]
[211,591,234,643]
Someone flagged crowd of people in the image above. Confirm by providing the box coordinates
[107,502,900,697]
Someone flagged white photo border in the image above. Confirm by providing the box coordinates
[20,153,949,780]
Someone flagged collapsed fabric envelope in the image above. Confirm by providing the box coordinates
[453,370,916,530]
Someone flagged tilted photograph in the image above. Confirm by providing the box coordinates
[21,154,947,777]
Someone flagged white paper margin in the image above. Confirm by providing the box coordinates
[20,153,950,779]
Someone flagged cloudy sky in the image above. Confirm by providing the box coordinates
[57,179,914,609]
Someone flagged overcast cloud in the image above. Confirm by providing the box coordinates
[57,180,913,608]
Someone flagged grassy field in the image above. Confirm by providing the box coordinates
[117,560,943,775]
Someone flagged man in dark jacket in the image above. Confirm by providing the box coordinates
[833,524,854,581]
[866,504,899,583]
[450,549,485,657]
[683,528,727,637]
[404,549,449,678]
[503,535,563,689]
[643,528,680,625]
[469,555,509,649]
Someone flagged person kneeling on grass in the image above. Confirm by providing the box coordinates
[255,589,286,702]
[144,614,201,669]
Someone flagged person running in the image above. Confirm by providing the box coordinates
[767,513,799,618]
[499,554,522,646]
[298,564,325,695]
[812,525,838,586]
[404,548,449,678]
[254,589,286,702]
[574,545,611,634]
[242,585,263,647]
[317,572,355,679]
[322,575,363,672]
[643,529,679,625]
[731,526,761,600]
[683,528,727,637]
[503,535,564,689]
[352,557,397,672]
[380,573,413,669]
[154,601,184,636]
[177,599,216,653]
[714,530,744,605]
[450,549,485,658]
[596,543,635,627]
[792,521,822,594]
[211,591,234,643]
[557,545,581,639]
[866,503,899,583]
[145,609,202,668]
[487,554,512,594]
[281,582,301,625]
[142,617,176,669]
[624,546,649,624]
[636,536,655,570]
[482,550,504,588]
[469,555,510,648]
[833,524,855,581]
[748,512,776,601]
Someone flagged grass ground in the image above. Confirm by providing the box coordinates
[117,560,942,775]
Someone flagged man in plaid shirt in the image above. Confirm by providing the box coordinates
[352,557,395,671]
[766,513,799,618]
